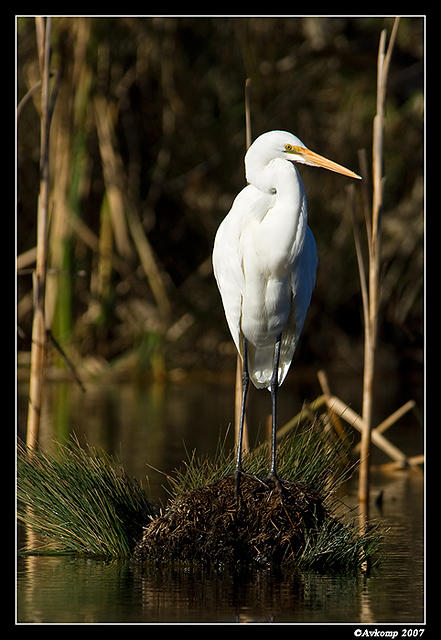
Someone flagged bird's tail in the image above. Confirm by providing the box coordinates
[247,338,295,390]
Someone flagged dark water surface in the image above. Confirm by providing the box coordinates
[16,377,424,624]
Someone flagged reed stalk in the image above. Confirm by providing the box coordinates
[96,194,114,304]
[26,18,58,449]
[234,78,253,456]
[94,96,133,261]
[353,399,416,454]
[94,95,171,318]
[317,369,346,441]
[326,394,407,465]
[354,18,399,533]
[46,119,72,350]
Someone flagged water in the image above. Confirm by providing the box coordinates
[16,376,424,624]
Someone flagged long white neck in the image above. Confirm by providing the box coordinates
[246,158,308,270]
[245,146,277,193]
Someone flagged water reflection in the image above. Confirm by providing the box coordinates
[16,555,370,623]
[134,564,366,623]
[17,519,423,625]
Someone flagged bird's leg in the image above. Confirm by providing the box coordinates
[235,339,249,499]
[268,334,284,493]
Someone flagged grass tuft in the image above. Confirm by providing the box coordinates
[141,419,382,571]
[17,421,383,571]
[167,418,354,499]
[17,436,155,557]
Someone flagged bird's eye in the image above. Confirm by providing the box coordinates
[284,144,294,152]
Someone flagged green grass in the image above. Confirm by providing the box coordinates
[167,419,354,498]
[17,436,155,557]
[17,422,382,570]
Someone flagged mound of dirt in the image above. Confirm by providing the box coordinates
[134,474,326,566]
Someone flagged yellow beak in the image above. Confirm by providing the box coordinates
[289,146,362,180]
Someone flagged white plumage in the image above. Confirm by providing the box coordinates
[213,131,318,388]
[212,130,360,486]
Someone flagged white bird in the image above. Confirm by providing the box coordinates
[212,130,361,493]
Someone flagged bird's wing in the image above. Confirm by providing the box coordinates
[278,225,318,386]
[291,225,318,333]
[212,190,250,357]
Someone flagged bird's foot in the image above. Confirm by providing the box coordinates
[234,468,242,502]
[264,471,285,503]
[234,469,270,503]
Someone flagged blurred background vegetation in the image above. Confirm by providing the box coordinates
[16,16,424,408]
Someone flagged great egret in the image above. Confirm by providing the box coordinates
[212,130,361,493]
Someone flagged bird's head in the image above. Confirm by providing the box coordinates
[245,130,361,182]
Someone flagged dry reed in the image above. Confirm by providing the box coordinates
[352,18,400,531]
[26,17,59,449]
[233,77,254,457]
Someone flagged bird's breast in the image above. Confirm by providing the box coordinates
[241,276,292,347]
